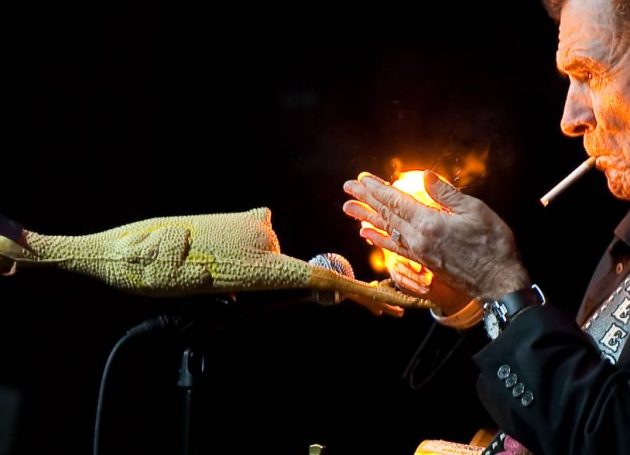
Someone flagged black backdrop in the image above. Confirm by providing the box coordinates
[1,3,628,455]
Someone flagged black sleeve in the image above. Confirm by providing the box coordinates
[473,304,630,455]
[403,319,487,390]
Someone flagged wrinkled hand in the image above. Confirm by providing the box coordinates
[388,257,433,297]
[388,258,471,315]
[343,171,530,303]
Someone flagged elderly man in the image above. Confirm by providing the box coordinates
[343,0,630,453]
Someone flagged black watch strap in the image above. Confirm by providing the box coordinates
[498,284,546,320]
[483,284,546,340]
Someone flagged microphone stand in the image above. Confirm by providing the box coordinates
[92,296,233,455]
[178,347,205,455]
[172,290,316,455]
[94,290,315,455]
[173,296,241,455]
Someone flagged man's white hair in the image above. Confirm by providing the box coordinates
[541,0,630,40]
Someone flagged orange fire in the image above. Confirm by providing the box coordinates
[365,170,449,285]
[365,150,488,285]
[391,170,446,211]
[390,148,488,190]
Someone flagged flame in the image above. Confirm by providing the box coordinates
[368,248,387,272]
[362,169,452,285]
[386,170,445,282]
[366,152,488,281]
[391,170,445,210]
[432,149,489,189]
[391,148,488,189]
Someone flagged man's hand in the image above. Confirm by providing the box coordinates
[343,171,530,302]
[388,258,472,315]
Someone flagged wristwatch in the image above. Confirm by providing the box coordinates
[483,284,546,340]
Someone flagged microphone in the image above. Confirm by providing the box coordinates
[308,253,355,305]
[308,252,355,279]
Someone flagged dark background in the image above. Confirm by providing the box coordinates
[1,2,628,455]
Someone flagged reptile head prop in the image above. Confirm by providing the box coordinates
[0,208,432,316]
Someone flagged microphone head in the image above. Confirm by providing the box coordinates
[308,252,355,279]
[308,253,355,305]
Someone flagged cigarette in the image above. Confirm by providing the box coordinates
[540,156,596,207]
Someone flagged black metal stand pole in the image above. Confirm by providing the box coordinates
[178,347,206,455]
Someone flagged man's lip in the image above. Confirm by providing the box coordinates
[594,155,622,172]
[594,156,607,171]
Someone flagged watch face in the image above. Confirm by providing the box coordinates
[483,303,501,339]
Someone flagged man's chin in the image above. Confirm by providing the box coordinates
[607,171,630,200]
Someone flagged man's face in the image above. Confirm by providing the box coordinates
[557,0,630,200]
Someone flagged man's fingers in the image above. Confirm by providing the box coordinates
[343,179,368,200]
[344,200,430,274]
[424,171,461,210]
[345,178,425,240]
[345,177,421,224]
[348,293,405,317]
[358,225,414,260]
[389,266,430,297]
[359,174,432,221]
[344,199,417,250]
[357,172,389,185]
[342,200,379,223]
[394,261,433,287]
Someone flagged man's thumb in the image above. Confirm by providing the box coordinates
[424,171,461,209]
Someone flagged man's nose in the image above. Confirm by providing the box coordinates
[560,81,596,137]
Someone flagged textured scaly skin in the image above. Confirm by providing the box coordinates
[0,208,430,309]
[16,208,311,296]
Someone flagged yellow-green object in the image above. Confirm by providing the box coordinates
[309,444,326,455]
[0,208,432,314]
